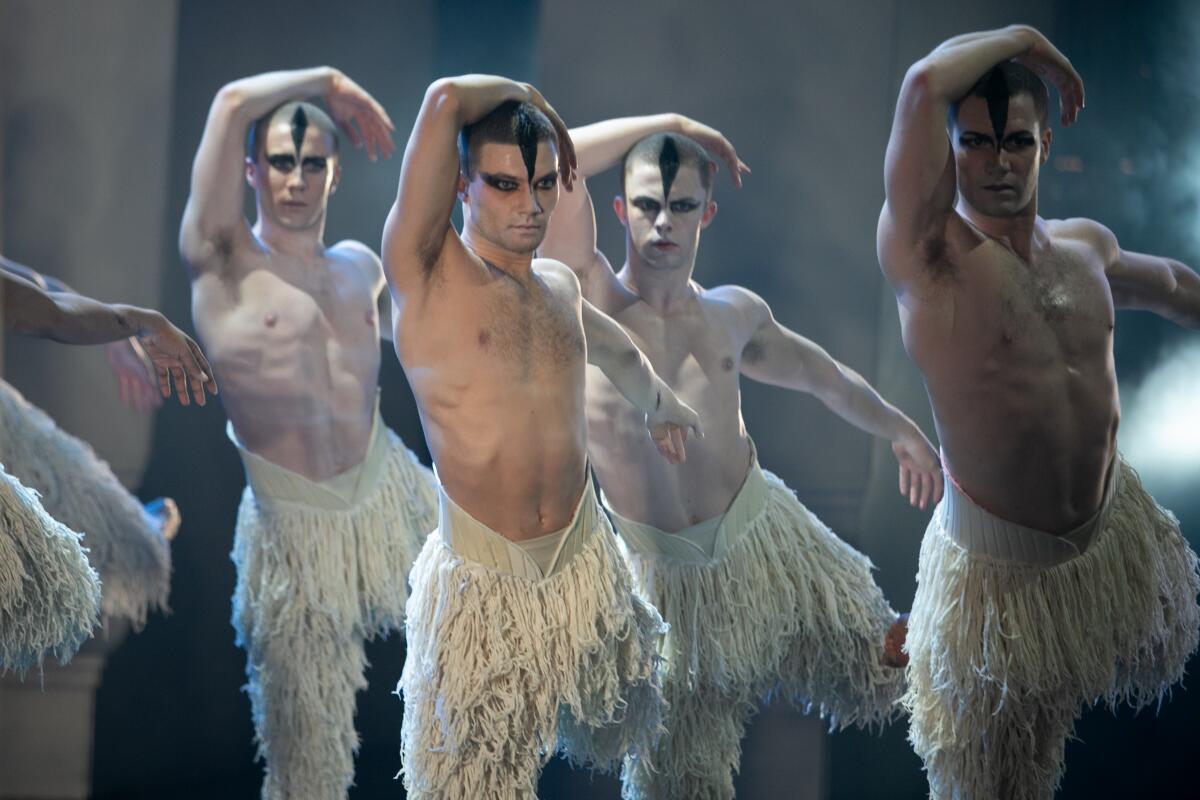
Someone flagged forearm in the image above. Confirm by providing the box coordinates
[435,75,535,127]
[36,293,161,345]
[570,114,680,178]
[0,256,74,293]
[813,362,912,442]
[916,25,1038,103]
[216,67,336,126]
[583,303,664,415]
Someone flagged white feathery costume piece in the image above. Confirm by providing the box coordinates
[609,443,904,800]
[229,411,437,800]
[905,455,1200,800]
[0,379,169,627]
[399,476,667,800]
[0,465,100,673]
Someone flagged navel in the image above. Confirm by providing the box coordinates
[364,310,376,326]
[721,356,735,372]
[478,330,491,349]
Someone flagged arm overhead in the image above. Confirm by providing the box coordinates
[382,76,577,293]
[540,114,748,296]
[878,26,1083,287]
[180,67,394,274]
[737,288,943,508]
[581,298,702,464]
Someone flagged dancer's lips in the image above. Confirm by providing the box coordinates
[984,184,1016,193]
[280,200,307,209]
[651,240,678,251]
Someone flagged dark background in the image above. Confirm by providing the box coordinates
[2,1,1198,797]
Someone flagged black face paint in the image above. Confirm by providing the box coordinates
[658,136,680,200]
[982,68,1010,148]
[515,108,539,183]
[290,106,309,156]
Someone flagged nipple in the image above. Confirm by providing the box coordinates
[264,312,278,328]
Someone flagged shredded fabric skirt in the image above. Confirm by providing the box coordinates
[400,476,667,800]
[0,379,169,627]
[0,465,100,673]
[609,444,903,800]
[229,414,437,800]
[905,455,1200,800]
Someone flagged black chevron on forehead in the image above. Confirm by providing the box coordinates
[982,67,1010,146]
[290,105,308,154]
[659,136,680,200]
[515,107,539,183]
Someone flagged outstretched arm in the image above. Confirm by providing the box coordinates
[383,75,576,294]
[180,67,394,273]
[1094,224,1200,328]
[738,290,942,508]
[879,26,1083,288]
[3,270,218,406]
[581,298,702,464]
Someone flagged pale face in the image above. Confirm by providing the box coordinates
[461,140,560,255]
[616,161,715,272]
[246,121,340,231]
[952,92,1051,218]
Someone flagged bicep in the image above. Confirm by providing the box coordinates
[1108,247,1181,310]
[180,90,254,265]
[740,314,838,393]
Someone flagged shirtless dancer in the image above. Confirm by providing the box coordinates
[1,265,211,671]
[539,117,941,798]
[386,76,701,798]
[881,26,1200,799]
[179,68,438,799]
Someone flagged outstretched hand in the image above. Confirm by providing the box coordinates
[136,316,218,407]
[105,337,163,412]
[325,71,396,161]
[525,85,578,190]
[893,430,943,511]
[647,390,704,465]
[1016,31,1084,126]
[677,117,751,188]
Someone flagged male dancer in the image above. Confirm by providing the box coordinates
[180,68,437,799]
[386,76,701,798]
[539,116,941,798]
[881,25,1200,798]
[1,264,212,670]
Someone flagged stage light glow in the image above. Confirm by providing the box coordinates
[1119,341,1200,480]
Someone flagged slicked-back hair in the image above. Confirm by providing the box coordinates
[949,62,1050,135]
[246,101,341,159]
[621,132,715,199]
[458,100,556,181]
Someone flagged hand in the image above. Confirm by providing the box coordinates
[135,314,218,407]
[893,429,942,511]
[676,116,751,188]
[1015,28,1084,126]
[105,337,163,412]
[882,612,908,668]
[324,70,396,161]
[646,388,704,465]
[524,84,578,190]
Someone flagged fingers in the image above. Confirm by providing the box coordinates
[918,472,932,511]
[189,339,218,396]
[898,464,910,498]
[669,425,686,463]
[171,365,191,406]
[932,471,945,505]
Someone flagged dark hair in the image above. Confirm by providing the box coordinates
[246,101,340,159]
[621,132,715,199]
[950,62,1049,137]
[458,100,556,181]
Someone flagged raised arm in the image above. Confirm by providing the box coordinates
[879,26,1083,287]
[383,76,576,294]
[581,298,702,464]
[2,270,217,406]
[180,67,393,274]
[541,114,748,298]
[735,288,942,508]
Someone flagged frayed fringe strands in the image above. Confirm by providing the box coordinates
[399,512,667,799]
[905,460,1200,800]
[232,430,437,800]
[0,466,100,673]
[0,380,169,627]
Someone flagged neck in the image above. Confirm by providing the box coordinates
[957,189,1041,261]
[254,211,327,258]
[463,226,533,277]
[620,242,697,312]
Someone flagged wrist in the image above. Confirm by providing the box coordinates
[125,306,164,338]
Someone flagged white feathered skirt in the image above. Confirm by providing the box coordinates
[399,476,667,800]
[905,455,1200,800]
[609,445,904,800]
[0,465,100,673]
[0,379,169,626]
[229,413,437,800]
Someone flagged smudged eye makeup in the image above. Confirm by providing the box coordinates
[481,174,519,192]
[301,156,327,173]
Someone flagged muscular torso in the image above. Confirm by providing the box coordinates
[586,276,755,532]
[395,247,588,540]
[190,239,383,481]
[902,215,1119,532]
